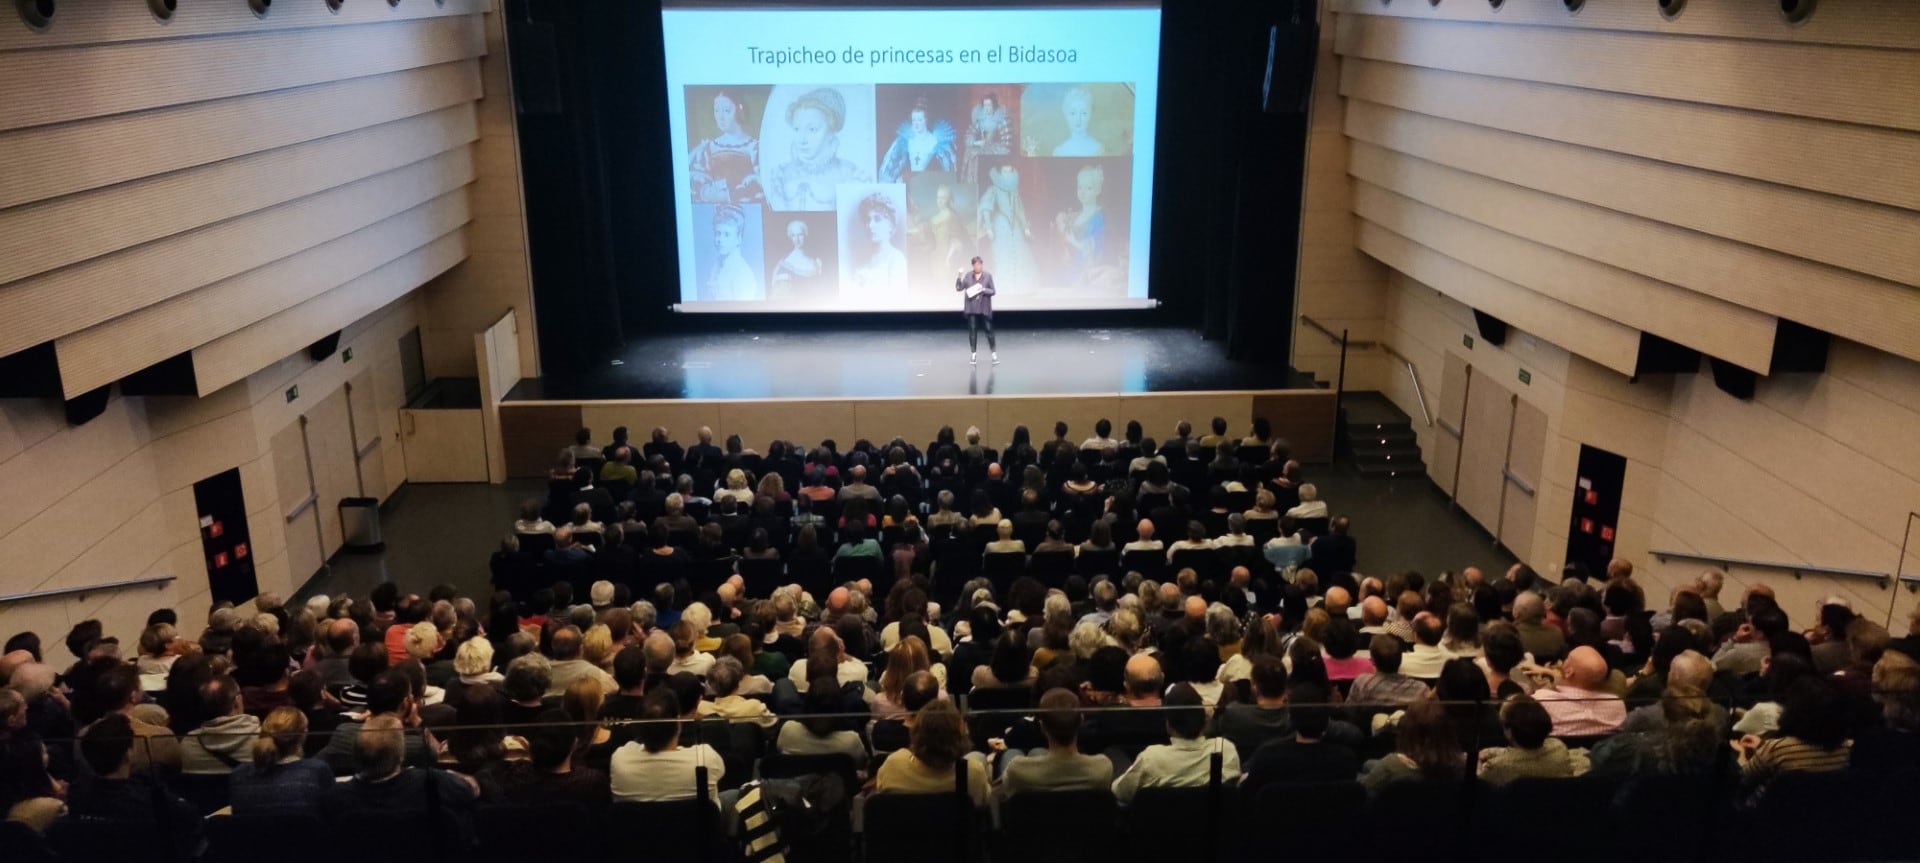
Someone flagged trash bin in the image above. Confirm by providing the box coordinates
[339,497,384,553]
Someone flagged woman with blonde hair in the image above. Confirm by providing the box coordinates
[756,470,790,505]
[228,707,332,815]
[447,636,503,708]
[872,636,947,717]
[581,624,616,672]
[1244,488,1280,522]
[716,468,756,505]
[563,676,617,769]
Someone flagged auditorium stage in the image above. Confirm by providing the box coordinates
[506,325,1309,401]
[493,324,1335,478]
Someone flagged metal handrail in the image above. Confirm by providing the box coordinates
[1299,314,1377,350]
[0,575,175,604]
[1298,315,1431,428]
[1650,549,1893,589]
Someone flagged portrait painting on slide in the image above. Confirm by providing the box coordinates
[763,211,837,304]
[684,85,772,205]
[1034,156,1131,297]
[758,84,878,213]
[904,172,979,300]
[691,203,766,302]
[874,85,964,182]
[836,182,910,306]
[1019,82,1134,158]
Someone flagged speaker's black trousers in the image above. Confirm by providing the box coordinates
[967,314,995,352]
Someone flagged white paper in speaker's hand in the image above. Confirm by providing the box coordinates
[965,283,986,299]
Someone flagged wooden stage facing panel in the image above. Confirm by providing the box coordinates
[498,389,1336,478]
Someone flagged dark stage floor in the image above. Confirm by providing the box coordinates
[508,326,1308,400]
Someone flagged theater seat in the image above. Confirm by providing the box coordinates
[863,791,978,863]
[204,814,327,863]
[604,799,733,862]
[1247,781,1365,860]
[475,802,600,863]
[998,789,1119,863]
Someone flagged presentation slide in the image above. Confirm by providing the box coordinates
[661,3,1162,312]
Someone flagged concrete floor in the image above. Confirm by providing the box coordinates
[305,463,1516,603]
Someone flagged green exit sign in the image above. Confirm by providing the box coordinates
[342,347,354,363]
[1517,369,1532,386]
[1462,334,1474,349]
[285,385,299,403]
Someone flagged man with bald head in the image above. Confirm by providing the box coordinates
[1228,566,1257,612]
[1358,597,1391,637]
[1324,586,1352,621]
[823,586,852,623]
[839,464,881,503]
[1459,567,1486,595]
[1533,646,1626,736]
[1399,611,1449,680]
[1082,653,1172,760]
[1123,519,1163,554]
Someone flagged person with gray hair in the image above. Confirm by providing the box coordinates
[630,600,658,634]
[697,657,776,728]
[1069,621,1113,659]
[1216,513,1254,549]
[1513,591,1565,663]
[501,654,553,724]
[928,489,965,531]
[1205,602,1243,648]
[1078,578,1119,628]
[1620,650,1727,734]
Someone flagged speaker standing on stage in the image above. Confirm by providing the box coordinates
[957,256,998,365]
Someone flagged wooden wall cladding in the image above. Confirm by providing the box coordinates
[501,404,586,479]
[0,3,492,406]
[1330,5,1920,376]
[1252,391,1337,465]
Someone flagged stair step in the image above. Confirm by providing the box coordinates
[1350,427,1418,447]
[1344,421,1414,438]
[1351,444,1424,462]
[1354,460,1427,478]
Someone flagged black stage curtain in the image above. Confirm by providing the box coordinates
[504,0,1314,374]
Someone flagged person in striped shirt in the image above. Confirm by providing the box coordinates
[1737,675,1851,803]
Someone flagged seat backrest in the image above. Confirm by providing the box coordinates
[1249,781,1365,857]
[516,532,556,558]
[1074,547,1120,579]
[1121,549,1166,579]
[758,752,859,793]
[1169,548,1221,580]
[864,792,975,863]
[167,770,233,816]
[49,817,179,863]
[204,814,329,863]
[738,557,785,595]
[475,802,598,860]
[1029,550,1074,582]
[604,799,730,862]
[1000,789,1118,856]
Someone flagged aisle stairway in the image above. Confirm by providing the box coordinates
[1340,391,1425,479]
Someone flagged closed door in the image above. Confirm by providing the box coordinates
[1455,367,1512,533]
[306,387,358,556]
[271,418,325,585]
[399,408,490,482]
[346,371,389,500]
[1497,396,1548,561]
[1428,352,1470,495]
